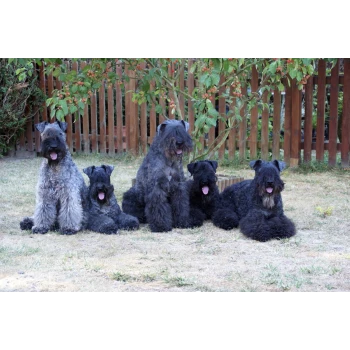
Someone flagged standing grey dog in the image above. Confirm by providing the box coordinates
[212,160,296,242]
[122,119,193,232]
[20,121,88,235]
[83,165,139,234]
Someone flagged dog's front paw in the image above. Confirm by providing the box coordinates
[32,226,49,234]
[20,217,34,230]
[60,228,78,235]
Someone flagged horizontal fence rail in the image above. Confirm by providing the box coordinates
[16,59,350,167]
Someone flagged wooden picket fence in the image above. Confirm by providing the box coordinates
[17,59,350,167]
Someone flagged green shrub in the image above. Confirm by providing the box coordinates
[0,59,44,155]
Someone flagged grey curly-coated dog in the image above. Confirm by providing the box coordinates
[20,121,88,235]
[187,160,220,227]
[212,160,296,242]
[83,165,139,234]
[122,119,193,232]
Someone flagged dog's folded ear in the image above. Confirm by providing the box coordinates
[272,160,286,172]
[83,166,95,177]
[56,121,68,132]
[187,162,197,175]
[181,120,190,132]
[157,123,167,136]
[35,121,49,133]
[207,160,218,172]
[102,165,114,176]
[249,159,262,170]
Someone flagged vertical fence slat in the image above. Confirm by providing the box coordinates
[99,81,106,153]
[329,60,340,166]
[304,75,313,163]
[272,88,281,160]
[187,59,194,134]
[90,90,97,153]
[128,68,138,155]
[179,61,185,119]
[71,62,81,152]
[168,62,175,119]
[218,75,226,160]
[140,99,147,155]
[64,61,73,152]
[261,90,269,160]
[159,94,166,125]
[316,59,326,161]
[290,80,301,167]
[47,72,54,123]
[149,82,156,144]
[341,58,350,167]
[228,87,236,160]
[39,63,48,122]
[116,61,123,153]
[107,67,115,155]
[284,78,292,165]
[208,95,216,150]
[80,62,89,154]
[239,86,247,160]
[250,66,258,159]
[25,105,33,152]
[34,66,40,152]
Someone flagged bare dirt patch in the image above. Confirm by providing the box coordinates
[1,155,350,292]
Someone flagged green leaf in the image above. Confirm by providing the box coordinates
[71,85,78,93]
[18,73,26,81]
[195,141,203,150]
[155,104,163,114]
[205,76,212,88]
[208,108,219,118]
[69,105,78,114]
[278,83,284,92]
[199,73,209,85]
[269,61,277,74]
[289,69,297,79]
[211,73,220,86]
[56,109,64,121]
[52,69,60,78]
[212,58,221,71]
[238,58,244,67]
[59,100,69,115]
[50,107,56,118]
[206,117,217,127]
[296,71,303,81]
[78,101,85,110]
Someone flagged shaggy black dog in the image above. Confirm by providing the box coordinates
[187,160,220,227]
[122,119,193,232]
[83,165,139,234]
[212,160,296,242]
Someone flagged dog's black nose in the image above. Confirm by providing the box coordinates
[176,141,184,147]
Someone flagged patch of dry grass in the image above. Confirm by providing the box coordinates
[1,154,350,292]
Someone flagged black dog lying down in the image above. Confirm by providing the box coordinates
[83,165,139,234]
[187,160,220,227]
[212,160,296,242]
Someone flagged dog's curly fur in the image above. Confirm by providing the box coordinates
[122,120,194,232]
[212,160,296,242]
[84,165,139,234]
[187,160,220,227]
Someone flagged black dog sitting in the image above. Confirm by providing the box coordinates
[212,160,296,242]
[83,165,139,234]
[187,160,220,227]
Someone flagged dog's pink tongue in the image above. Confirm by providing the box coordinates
[176,149,183,155]
[50,152,57,160]
[202,186,209,195]
[266,187,273,194]
[98,192,105,200]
